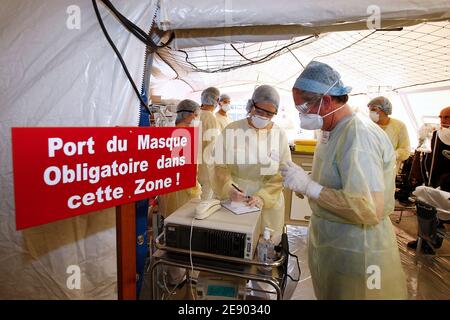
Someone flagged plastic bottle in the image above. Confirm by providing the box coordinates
[257,227,275,272]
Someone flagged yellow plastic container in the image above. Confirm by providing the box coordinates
[294,139,317,153]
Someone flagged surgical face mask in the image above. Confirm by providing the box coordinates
[299,112,324,130]
[438,127,450,145]
[251,115,271,129]
[369,111,380,123]
[190,118,200,127]
[299,97,345,130]
[297,79,341,131]
[221,103,231,112]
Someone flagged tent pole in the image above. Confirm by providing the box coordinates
[399,92,418,133]
[116,203,137,300]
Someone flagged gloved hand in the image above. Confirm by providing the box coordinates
[247,195,264,208]
[229,187,249,202]
[280,161,323,199]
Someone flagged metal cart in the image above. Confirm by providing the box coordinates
[150,232,288,300]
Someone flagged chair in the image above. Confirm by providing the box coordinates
[394,170,416,223]
[394,199,415,224]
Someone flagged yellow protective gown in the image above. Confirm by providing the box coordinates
[215,111,231,131]
[308,114,407,300]
[211,118,291,234]
[379,117,410,173]
[198,109,221,200]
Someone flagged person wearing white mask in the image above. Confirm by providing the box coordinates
[281,61,407,299]
[211,85,292,235]
[410,106,450,188]
[198,87,221,200]
[215,94,232,131]
[161,99,202,215]
[407,106,450,253]
[367,96,410,174]
[428,106,450,186]
[159,99,202,285]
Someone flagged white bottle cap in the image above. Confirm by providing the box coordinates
[263,227,272,240]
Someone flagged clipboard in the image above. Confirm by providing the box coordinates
[221,200,261,215]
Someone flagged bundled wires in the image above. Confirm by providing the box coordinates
[91,0,174,112]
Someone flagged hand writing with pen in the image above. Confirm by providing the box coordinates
[229,184,264,208]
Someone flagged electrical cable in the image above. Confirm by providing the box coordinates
[101,0,155,47]
[178,35,316,73]
[92,0,149,112]
[428,132,439,186]
[230,43,256,63]
[163,270,188,300]
[286,252,301,282]
[99,0,174,50]
[189,217,196,300]
[419,153,426,185]
[310,30,377,60]
[275,227,301,283]
[162,271,171,299]
[92,0,175,115]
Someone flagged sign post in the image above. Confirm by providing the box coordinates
[116,202,136,300]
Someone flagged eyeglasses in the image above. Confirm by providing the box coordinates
[177,109,200,118]
[368,105,381,112]
[295,98,320,114]
[252,100,277,118]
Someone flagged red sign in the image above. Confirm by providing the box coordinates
[12,127,197,230]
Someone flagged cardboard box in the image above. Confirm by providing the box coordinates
[150,95,162,104]
[294,139,317,153]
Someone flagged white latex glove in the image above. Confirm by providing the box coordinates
[280,161,323,199]
[247,195,264,208]
[229,187,249,202]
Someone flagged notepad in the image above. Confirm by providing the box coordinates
[221,200,261,215]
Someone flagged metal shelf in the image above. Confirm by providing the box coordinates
[150,232,288,300]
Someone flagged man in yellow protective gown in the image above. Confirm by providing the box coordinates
[367,96,410,173]
[215,93,232,131]
[198,87,221,200]
[211,85,291,235]
[282,61,407,299]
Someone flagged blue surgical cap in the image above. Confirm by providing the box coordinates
[368,96,392,115]
[219,94,230,102]
[252,85,280,110]
[201,87,220,106]
[293,61,352,96]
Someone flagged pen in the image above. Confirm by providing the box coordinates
[231,183,251,199]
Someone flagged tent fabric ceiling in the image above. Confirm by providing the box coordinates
[158,0,450,32]
[153,21,450,95]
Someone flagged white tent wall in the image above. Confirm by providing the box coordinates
[0,0,155,299]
